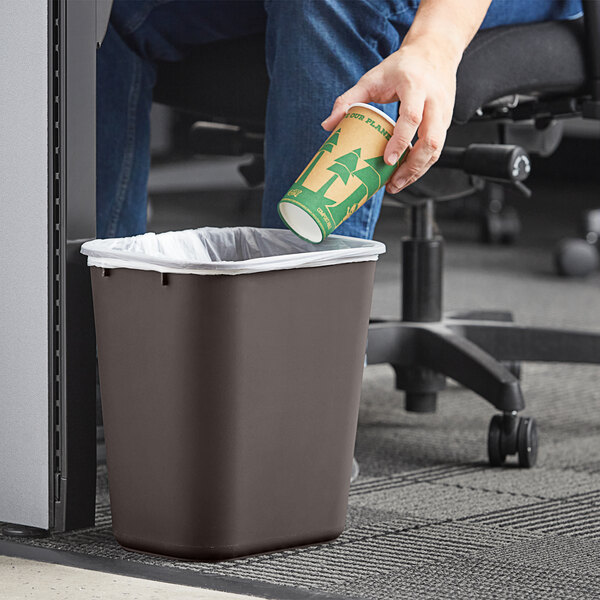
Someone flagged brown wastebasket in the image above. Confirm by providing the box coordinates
[82,227,385,560]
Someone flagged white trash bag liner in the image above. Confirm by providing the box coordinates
[81,227,386,276]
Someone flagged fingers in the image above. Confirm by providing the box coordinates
[384,93,425,166]
[386,101,447,194]
[321,81,373,131]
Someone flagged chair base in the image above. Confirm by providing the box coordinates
[367,309,600,467]
[374,201,600,468]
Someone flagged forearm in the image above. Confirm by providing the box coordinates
[402,0,493,66]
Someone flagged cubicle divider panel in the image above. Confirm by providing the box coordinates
[0,0,97,533]
[0,0,52,532]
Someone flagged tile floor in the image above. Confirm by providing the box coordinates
[1,556,263,600]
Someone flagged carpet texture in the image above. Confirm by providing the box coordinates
[2,190,600,599]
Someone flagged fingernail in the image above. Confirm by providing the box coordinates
[321,119,330,128]
[386,153,399,166]
[387,184,399,194]
[395,177,408,190]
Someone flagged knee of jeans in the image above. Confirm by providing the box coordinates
[265,0,392,42]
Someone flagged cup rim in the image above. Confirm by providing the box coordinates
[347,102,397,128]
[278,200,325,244]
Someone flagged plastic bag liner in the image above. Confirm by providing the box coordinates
[81,227,386,276]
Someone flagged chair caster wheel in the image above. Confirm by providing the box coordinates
[517,417,538,468]
[481,207,521,245]
[502,360,522,380]
[554,238,599,277]
[488,414,538,468]
[488,415,507,466]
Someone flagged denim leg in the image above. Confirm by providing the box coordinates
[110,0,266,61]
[263,0,407,240]
[481,0,583,28]
[97,23,156,239]
[389,0,582,30]
[97,0,266,239]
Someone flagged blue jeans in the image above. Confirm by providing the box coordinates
[97,0,582,239]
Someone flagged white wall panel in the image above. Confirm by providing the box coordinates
[0,0,50,529]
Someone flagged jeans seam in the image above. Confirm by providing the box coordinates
[107,56,143,238]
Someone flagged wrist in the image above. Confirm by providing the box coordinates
[400,0,492,67]
[398,31,464,71]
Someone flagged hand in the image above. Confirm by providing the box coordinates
[321,41,460,194]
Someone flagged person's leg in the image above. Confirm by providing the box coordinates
[481,0,583,29]
[388,0,583,29]
[97,22,156,239]
[263,0,408,240]
[97,0,266,239]
[109,0,267,62]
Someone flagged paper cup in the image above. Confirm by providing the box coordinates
[278,103,405,243]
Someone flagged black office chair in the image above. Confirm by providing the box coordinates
[153,2,600,468]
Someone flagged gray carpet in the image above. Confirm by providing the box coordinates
[2,177,600,599]
[4,357,600,599]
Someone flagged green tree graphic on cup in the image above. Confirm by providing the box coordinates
[319,148,360,196]
[325,153,390,224]
[296,130,393,226]
[279,122,398,240]
[296,128,341,186]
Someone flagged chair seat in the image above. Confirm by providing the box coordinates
[154,33,269,131]
[454,18,587,123]
[154,19,588,129]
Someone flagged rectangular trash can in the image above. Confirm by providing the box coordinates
[82,227,385,560]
